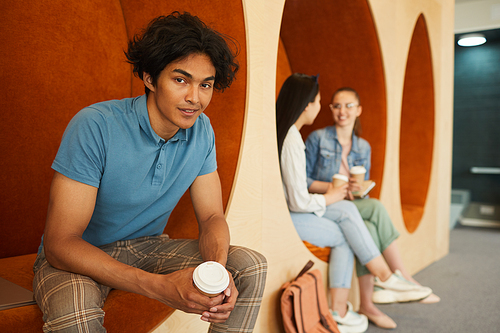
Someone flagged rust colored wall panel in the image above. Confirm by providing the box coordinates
[0,0,130,257]
[279,0,386,198]
[400,14,435,233]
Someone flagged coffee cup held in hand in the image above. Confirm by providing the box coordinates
[332,174,349,188]
[193,261,230,297]
[350,166,366,182]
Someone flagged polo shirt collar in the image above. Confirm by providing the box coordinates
[136,94,188,145]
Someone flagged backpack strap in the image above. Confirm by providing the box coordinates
[307,272,336,333]
[294,260,314,281]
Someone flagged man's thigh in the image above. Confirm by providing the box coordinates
[129,235,266,278]
[33,250,109,332]
[120,235,204,274]
[33,235,267,332]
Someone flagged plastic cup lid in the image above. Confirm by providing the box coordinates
[193,261,229,295]
[332,174,349,182]
[350,166,366,174]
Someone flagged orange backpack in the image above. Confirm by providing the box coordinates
[281,261,340,333]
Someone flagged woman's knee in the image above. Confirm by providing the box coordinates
[337,200,365,219]
[325,200,363,222]
[355,198,386,217]
[332,200,358,212]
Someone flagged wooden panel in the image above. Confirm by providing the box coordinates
[227,1,453,331]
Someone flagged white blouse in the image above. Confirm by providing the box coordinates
[280,125,326,217]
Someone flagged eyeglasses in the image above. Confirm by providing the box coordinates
[329,103,359,110]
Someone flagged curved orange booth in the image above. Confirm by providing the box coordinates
[278,0,386,262]
[0,1,246,331]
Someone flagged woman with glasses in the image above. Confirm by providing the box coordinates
[305,87,440,329]
[278,75,433,332]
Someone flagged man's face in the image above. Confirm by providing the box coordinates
[144,53,216,140]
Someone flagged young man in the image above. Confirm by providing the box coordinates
[33,12,267,332]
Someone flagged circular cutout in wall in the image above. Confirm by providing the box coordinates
[279,0,386,199]
[278,0,386,263]
[400,14,435,233]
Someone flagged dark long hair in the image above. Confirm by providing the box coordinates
[331,87,362,136]
[276,73,319,159]
[125,11,239,94]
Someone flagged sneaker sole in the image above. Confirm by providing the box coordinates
[336,320,369,333]
[372,288,432,304]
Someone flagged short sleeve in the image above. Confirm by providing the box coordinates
[51,107,108,187]
[197,115,217,177]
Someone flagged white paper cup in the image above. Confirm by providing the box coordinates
[332,174,349,187]
[350,166,366,182]
[193,261,230,297]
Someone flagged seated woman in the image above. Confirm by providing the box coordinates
[305,86,440,329]
[277,74,432,332]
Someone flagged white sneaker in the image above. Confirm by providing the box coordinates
[331,301,368,333]
[373,270,432,303]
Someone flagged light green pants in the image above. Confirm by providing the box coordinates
[353,198,400,277]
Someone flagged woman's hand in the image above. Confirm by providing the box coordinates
[345,177,363,201]
[348,177,362,193]
[324,183,349,205]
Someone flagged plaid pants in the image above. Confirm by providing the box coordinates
[33,235,267,333]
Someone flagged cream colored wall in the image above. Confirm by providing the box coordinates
[369,0,454,275]
[153,0,454,332]
[455,0,500,32]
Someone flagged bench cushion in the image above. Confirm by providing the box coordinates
[0,254,175,332]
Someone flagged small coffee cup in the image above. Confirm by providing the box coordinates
[350,166,366,182]
[332,174,349,188]
[193,261,230,297]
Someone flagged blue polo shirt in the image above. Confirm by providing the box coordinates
[50,94,217,247]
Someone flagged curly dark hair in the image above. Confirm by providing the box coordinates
[125,12,239,94]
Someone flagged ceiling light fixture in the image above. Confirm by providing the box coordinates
[457,33,486,47]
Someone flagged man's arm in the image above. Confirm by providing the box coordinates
[43,172,221,318]
[190,170,230,264]
[43,171,145,290]
[190,170,235,322]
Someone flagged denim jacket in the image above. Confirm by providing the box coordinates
[305,126,371,188]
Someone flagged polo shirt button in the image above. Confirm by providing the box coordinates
[157,164,162,169]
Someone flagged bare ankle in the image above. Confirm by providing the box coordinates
[359,304,383,316]
[332,303,347,317]
[378,272,392,282]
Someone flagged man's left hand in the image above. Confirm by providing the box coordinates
[200,270,238,323]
